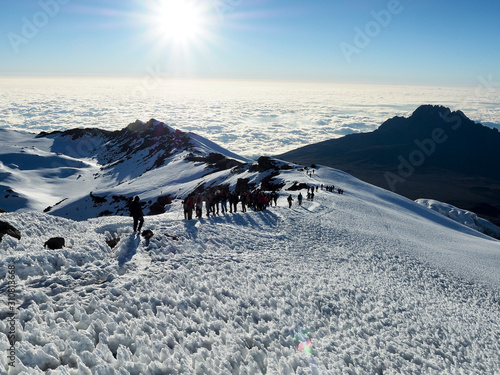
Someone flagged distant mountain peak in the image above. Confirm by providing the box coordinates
[277,105,500,225]
[375,104,477,135]
[411,104,451,118]
[125,118,174,135]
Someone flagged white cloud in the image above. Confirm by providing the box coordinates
[1,78,500,158]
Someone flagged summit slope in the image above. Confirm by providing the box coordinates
[1,165,500,374]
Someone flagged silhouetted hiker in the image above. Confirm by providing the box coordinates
[272,191,278,206]
[241,192,247,212]
[129,196,144,232]
[195,193,203,218]
[230,191,238,213]
[183,195,194,220]
[205,191,213,217]
[220,189,228,214]
[298,192,303,206]
[287,194,293,208]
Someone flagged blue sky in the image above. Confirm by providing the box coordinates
[1,0,500,86]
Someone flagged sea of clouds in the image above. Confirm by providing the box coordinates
[1,77,499,159]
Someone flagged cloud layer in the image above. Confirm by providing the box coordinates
[1,78,499,159]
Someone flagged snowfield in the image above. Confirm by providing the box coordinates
[416,198,500,240]
[1,166,500,374]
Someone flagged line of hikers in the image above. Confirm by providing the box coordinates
[323,185,344,194]
[286,184,345,208]
[296,191,315,206]
[182,183,346,219]
[183,189,280,220]
[304,184,345,195]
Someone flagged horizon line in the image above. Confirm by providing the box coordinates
[0,74,479,89]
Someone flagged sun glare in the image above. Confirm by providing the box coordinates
[153,0,204,42]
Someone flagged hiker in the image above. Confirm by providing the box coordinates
[247,191,253,211]
[195,193,203,218]
[220,189,228,214]
[241,192,247,212]
[183,195,194,220]
[230,191,238,213]
[129,196,144,232]
[287,194,293,208]
[205,191,213,217]
[272,191,278,206]
[298,192,303,206]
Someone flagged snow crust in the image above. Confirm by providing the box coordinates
[1,166,500,374]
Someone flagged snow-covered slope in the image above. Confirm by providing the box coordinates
[1,165,500,374]
[416,198,500,240]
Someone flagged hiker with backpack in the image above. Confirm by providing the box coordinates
[129,196,144,233]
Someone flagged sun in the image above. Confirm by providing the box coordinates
[152,0,204,43]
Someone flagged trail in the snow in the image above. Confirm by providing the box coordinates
[2,184,500,374]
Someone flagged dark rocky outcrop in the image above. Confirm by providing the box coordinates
[141,230,154,246]
[185,152,243,172]
[44,237,65,250]
[106,237,120,249]
[148,195,174,216]
[286,182,310,191]
[0,221,21,243]
[260,171,285,191]
[235,178,256,194]
[249,156,278,172]
[90,192,107,204]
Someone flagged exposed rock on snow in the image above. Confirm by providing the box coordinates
[0,220,21,242]
[43,237,65,250]
[141,229,154,246]
[105,237,120,249]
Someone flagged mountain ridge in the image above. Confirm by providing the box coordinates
[0,120,285,220]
